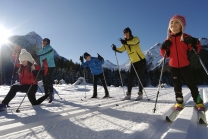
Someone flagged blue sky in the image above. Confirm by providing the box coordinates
[0,0,207,64]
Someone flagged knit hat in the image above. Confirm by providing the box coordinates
[83,52,90,59]
[168,15,186,41]
[123,27,132,37]
[19,49,36,64]
[43,38,50,44]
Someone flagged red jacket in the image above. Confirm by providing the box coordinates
[16,64,41,85]
[160,32,201,68]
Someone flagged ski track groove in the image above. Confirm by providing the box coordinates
[1,86,207,138]
[125,90,191,139]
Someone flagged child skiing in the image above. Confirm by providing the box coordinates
[112,27,146,101]
[0,48,49,111]
[36,38,56,103]
[160,15,204,111]
[80,52,109,98]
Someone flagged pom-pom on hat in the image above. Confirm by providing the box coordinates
[19,49,36,64]
[168,15,186,41]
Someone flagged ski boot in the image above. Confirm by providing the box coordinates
[174,97,184,110]
[0,103,7,111]
[103,92,110,98]
[135,92,143,101]
[123,92,131,100]
[91,92,97,98]
[195,94,204,111]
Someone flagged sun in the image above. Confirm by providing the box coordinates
[0,26,11,45]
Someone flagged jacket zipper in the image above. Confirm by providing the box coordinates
[175,36,180,68]
[20,67,25,83]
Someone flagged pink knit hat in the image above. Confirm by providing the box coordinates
[168,15,186,41]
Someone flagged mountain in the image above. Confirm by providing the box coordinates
[102,60,117,70]
[199,38,208,50]
[7,31,64,62]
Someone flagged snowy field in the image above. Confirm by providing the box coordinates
[0,84,208,139]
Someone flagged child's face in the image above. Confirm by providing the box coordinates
[21,61,28,66]
[86,56,91,61]
[169,19,182,34]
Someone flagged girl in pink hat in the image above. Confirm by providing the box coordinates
[160,15,204,111]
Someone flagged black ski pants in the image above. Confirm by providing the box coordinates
[93,73,109,96]
[128,59,146,93]
[2,84,49,105]
[42,67,54,95]
[170,65,199,102]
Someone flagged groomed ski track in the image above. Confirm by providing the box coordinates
[0,85,207,139]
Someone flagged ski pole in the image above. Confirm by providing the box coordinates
[192,46,208,76]
[111,44,125,96]
[11,55,18,86]
[97,53,110,95]
[45,76,65,101]
[153,51,167,113]
[16,66,42,113]
[83,69,87,98]
[120,41,150,100]
[101,67,109,95]
[38,85,43,95]
[53,87,65,101]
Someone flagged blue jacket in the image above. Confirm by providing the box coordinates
[82,57,104,75]
[36,44,55,67]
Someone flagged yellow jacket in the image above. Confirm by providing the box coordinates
[116,36,145,63]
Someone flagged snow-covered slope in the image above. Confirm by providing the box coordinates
[0,85,207,139]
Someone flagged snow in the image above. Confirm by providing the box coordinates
[0,84,207,139]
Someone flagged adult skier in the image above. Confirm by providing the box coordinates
[112,27,146,101]
[36,38,56,103]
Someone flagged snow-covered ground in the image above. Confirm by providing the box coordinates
[0,84,207,139]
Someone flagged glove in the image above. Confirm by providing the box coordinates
[184,37,199,45]
[42,59,48,76]
[112,44,117,51]
[79,56,84,62]
[97,53,104,61]
[160,40,172,50]
[120,39,127,44]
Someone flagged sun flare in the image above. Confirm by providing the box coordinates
[0,26,11,45]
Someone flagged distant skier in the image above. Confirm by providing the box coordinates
[79,52,109,98]
[36,38,56,103]
[160,15,204,110]
[112,27,146,101]
[0,48,49,111]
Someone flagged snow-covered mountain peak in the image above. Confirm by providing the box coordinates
[102,60,117,70]
[144,43,163,71]
[199,38,208,46]
[199,38,208,50]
